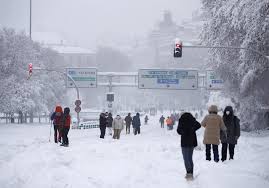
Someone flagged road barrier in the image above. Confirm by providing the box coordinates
[72,120,99,129]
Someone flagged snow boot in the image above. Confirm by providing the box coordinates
[185,173,193,180]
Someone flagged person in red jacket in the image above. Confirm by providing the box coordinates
[60,107,71,147]
[50,106,64,143]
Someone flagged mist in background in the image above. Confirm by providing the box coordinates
[0,0,201,48]
[0,0,206,113]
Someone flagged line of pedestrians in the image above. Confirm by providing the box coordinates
[99,112,142,139]
[177,105,240,180]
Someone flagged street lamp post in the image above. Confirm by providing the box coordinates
[30,0,32,39]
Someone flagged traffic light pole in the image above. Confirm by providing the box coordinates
[29,68,80,126]
[183,45,269,63]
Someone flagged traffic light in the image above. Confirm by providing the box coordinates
[106,93,114,102]
[28,63,33,76]
[174,42,182,58]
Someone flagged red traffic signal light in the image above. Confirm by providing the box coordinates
[28,63,33,73]
[174,39,182,58]
[176,43,181,48]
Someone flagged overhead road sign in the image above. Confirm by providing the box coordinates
[206,70,224,90]
[66,67,97,88]
[138,69,198,90]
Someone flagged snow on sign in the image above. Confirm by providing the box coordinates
[206,70,224,90]
[138,69,198,90]
[66,68,97,88]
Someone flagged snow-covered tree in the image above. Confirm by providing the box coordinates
[201,0,269,129]
[0,28,66,122]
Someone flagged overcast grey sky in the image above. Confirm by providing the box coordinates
[0,0,201,48]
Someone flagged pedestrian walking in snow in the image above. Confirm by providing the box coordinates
[159,115,165,128]
[171,114,176,125]
[112,115,124,139]
[125,113,132,134]
[166,116,173,130]
[195,112,199,119]
[61,107,71,147]
[201,105,227,162]
[221,106,240,161]
[132,113,141,135]
[99,112,107,139]
[144,115,149,125]
[106,113,113,136]
[50,106,64,143]
[177,112,201,180]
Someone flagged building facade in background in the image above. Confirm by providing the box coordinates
[32,32,96,67]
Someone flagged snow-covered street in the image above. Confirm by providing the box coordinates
[1,116,269,188]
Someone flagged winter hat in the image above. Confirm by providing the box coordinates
[55,106,63,113]
[224,106,234,116]
[64,107,70,115]
[208,105,218,113]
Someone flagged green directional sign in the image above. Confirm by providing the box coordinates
[206,70,224,90]
[66,68,97,88]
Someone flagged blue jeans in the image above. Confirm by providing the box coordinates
[181,147,194,174]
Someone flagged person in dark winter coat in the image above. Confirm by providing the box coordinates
[106,113,113,136]
[177,112,201,179]
[132,113,141,135]
[125,113,132,134]
[171,114,176,125]
[99,113,107,139]
[220,106,240,161]
[61,107,71,147]
[159,115,165,128]
[50,106,64,143]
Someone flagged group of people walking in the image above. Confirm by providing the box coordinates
[50,105,71,147]
[177,105,240,180]
[49,104,241,180]
[159,113,179,130]
[99,112,142,139]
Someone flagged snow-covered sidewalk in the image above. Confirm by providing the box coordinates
[0,118,269,188]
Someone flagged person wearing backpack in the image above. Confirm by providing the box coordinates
[220,106,240,161]
[61,107,71,147]
[50,106,64,143]
[177,112,201,180]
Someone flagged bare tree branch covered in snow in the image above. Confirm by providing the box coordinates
[201,0,269,130]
